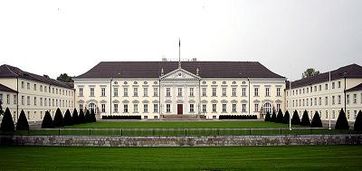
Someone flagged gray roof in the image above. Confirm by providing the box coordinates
[0,64,73,89]
[0,83,17,93]
[346,83,362,92]
[289,64,362,89]
[76,61,285,79]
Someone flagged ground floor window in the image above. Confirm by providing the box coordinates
[232,104,236,113]
[114,104,118,113]
[254,103,259,112]
[263,102,272,114]
[222,104,227,113]
[144,104,148,113]
[212,104,217,113]
[154,104,158,113]
[89,103,96,112]
[134,104,138,113]
[276,104,281,112]
[166,104,171,113]
[124,104,128,113]
[101,104,105,113]
[202,104,207,113]
[190,104,194,113]
[242,104,246,113]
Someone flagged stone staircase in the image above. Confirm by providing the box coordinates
[160,114,206,120]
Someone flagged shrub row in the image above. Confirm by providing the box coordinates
[102,115,142,120]
[219,115,257,120]
[42,108,97,128]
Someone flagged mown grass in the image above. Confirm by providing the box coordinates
[0,145,361,170]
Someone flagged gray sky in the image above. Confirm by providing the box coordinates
[0,0,361,81]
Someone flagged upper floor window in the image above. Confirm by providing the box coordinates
[338,81,341,88]
[222,88,227,97]
[34,84,37,91]
[276,88,281,96]
[338,95,341,104]
[153,88,158,97]
[332,82,335,89]
[254,88,259,97]
[44,86,47,92]
[124,88,128,97]
[242,88,246,97]
[346,94,350,105]
[325,84,328,90]
[78,88,83,96]
[212,88,217,97]
[325,96,328,106]
[114,88,118,97]
[202,88,207,97]
[166,88,171,97]
[190,88,194,97]
[27,82,30,90]
[177,88,182,97]
[133,88,138,97]
[232,88,236,97]
[353,94,357,104]
[143,88,148,97]
[101,88,106,97]
[319,85,321,91]
[90,88,94,97]
[21,81,25,89]
[265,88,270,97]
[40,85,43,92]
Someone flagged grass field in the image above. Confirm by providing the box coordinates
[0,145,361,170]
[67,121,290,128]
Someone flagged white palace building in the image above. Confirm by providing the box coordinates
[73,61,286,120]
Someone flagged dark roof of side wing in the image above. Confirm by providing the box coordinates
[76,61,285,79]
[346,83,362,92]
[0,83,17,93]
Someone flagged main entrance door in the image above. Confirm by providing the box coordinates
[177,104,183,115]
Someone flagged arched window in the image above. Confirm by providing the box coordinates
[88,103,96,112]
[263,102,272,114]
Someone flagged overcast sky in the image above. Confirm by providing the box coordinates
[0,0,361,81]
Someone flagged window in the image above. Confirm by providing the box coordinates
[79,104,84,110]
[114,104,118,113]
[6,94,10,104]
[133,88,138,97]
[177,88,182,97]
[202,88,207,96]
[353,94,357,104]
[101,88,106,97]
[254,103,259,112]
[34,84,37,91]
[276,88,281,96]
[166,104,171,113]
[222,88,227,97]
[212,88,217,97]
[338,95,341,104]
[21,96,25,105]
[21,81,24,89]
[40,85,43,92]
[113,88,118,97]
[212,104,217,112]
[325,84,328,90]
[56,88,58,94]
[144,88,148,97]
[40,97,43,106]
[101,104,105,113]
[232,88,236,97]
[52,88,54,94]
[332,96,335,105]
[325,97,328,106]
[166,88,171,97]
[276,104,281,111]
[124,88,128,97]
[44,86,47,92]
[153,88,158,97]
[90,88,94,97]
[124,104,128,113]
[27,82,30,89]
[338,81,341,88]
[133,104,138,113]
[346,94,350,105]
[222,104,227,113]
[314,97,317,106]
[190,104,194,113]
[265,88,270,96]
[319,85,321,91]
[79,88,83,96]
[202,104,207,113]
[144,104,148,113]
[242,104,246,113]
[44,98,47,106]
[154,104,158,113]
[254,88,259,96]
[242,88,246,97]
[190,88,194,97]
[232,104,236,113]
[314,86,317,92]
[27,96,30,105]
[263,103,272,114]
[332,82,335,89]
[13,95,17,105]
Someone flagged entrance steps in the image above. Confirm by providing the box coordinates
[160,114,206,120]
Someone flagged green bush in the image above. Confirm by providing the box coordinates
[90,109,96,122]
[41,111,54,128]
[271,110,277,122]
[63,109,73,126]
[291,110,300,125]
[53,108,64,127]
[282,111,290,124]
[85,110,91,123]
[78,109,85,124]
[311,111,322,127]
[335,108,349,130]
[16,110,29,130]
[264,111,271,122]
[276,109,283,123]
[0,108,15,132]
[354,110,362,132]
[300,110,310,126]
[72,108,79,124]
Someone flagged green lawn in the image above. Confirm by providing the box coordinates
[67,121,289,128]
[0,145,361,170]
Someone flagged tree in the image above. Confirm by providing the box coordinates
[335,108,349,130]
[90,109,96,122]
[311,111,323,127]
[291,110,300,125]
[78,109,85,124]
[56,73,74,82]
[300,110,311,126]
[264,111,271,122]
[72,108,79,124]
[16,110,29,130]
[63,109,73,126]
[302,68,320,78]
[41,111,54,128]
[0,108,15,132]
[53,108,64,127]
[271,110,277,122]
[354,110,362,132]
[283,111,290,124]
[85,110,91,123]
[0,100,4,116]
[276,109,284,123]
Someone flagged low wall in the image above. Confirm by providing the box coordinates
[1,134,361,147]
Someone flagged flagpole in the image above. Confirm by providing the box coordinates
[289,81,292,131]
[328,71,331,130]
[178,38,181,68]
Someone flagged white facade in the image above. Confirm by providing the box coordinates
[74,67,286,119]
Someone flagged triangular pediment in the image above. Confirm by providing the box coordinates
[161,68,200,80]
